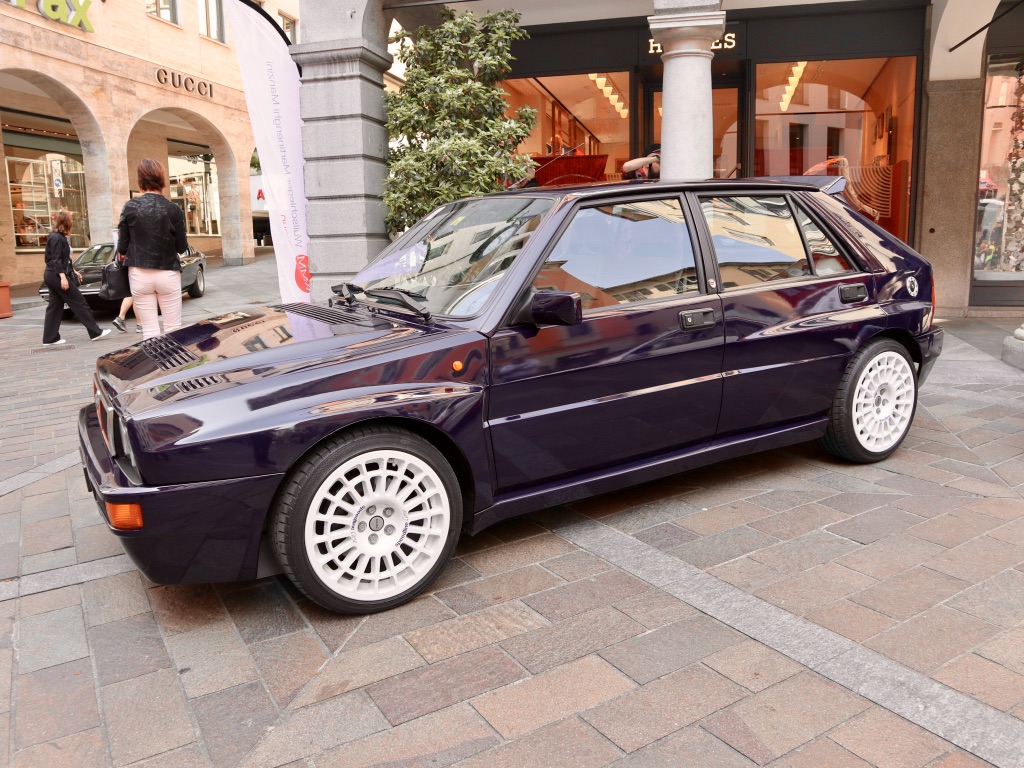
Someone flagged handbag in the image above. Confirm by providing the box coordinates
[99,256,131,301]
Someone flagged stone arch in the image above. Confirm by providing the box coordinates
[126,107,244,264]
[0,67,114,247]
[930,0,1002,82]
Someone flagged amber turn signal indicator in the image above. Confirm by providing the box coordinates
[107,502,143,530]
[452,361,464,373]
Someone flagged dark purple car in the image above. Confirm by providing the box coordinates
[79,178,942,614]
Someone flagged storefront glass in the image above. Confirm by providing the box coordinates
[6,147,91,251]
[975,55,1024,283]
[503,73,630,183]
[754,57,917,242]
[167,150,220,236]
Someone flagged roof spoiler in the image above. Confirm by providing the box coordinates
[760,175,847,195]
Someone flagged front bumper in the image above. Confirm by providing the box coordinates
[916,327,944,387]
[79,405,284,584]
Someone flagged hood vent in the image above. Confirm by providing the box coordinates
[272,303,363,324]
[177,374,229,393]
[142,337,198,370]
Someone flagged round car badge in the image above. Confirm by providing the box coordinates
[907,276,919,298]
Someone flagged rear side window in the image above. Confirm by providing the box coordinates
[793,203,854,276]
[534,198,698,311]
[700,195,810,289]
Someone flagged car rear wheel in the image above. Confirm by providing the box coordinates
[187,267,205,298]
[271,426,462,614]
[822,338,918,463]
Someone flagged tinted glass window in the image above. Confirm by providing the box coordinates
[74,245,114,267]
[354,197,553,318]
[533,198,697,311]
[793,203,854,276]
[701,195,810,289]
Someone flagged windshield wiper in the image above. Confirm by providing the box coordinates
[364,288,432,321]
[331,282,365,305]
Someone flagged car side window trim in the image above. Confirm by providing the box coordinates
[798,192,878,274]
[790,193,865,276]
[692,190,820,293]
[511,194,708,321]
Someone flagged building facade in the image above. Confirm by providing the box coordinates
[0,0,300,288]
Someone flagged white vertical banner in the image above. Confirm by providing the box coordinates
[224,0,311,304]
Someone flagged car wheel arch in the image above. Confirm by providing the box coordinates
[264,415,477,533]
[870,329,922,370]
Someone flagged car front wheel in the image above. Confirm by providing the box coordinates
[821,338,918,463]
[187,267,205,298]
[271,426,462,614]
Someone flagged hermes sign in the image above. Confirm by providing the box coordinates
[648,32,737,55]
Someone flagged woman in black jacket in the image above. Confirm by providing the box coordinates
[41,211,111,345]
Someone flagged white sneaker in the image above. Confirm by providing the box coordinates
[136,325,143,333]
[43,339,67,346]
[91,329,112,341]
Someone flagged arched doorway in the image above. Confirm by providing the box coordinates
[126,108,243,265]
[0,69,112,284]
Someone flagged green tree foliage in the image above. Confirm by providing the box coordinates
[384,9,537,236]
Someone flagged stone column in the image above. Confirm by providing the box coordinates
[648,0,724,182]
[293,1,392,301]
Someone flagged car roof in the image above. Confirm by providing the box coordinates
[494,176,829,201]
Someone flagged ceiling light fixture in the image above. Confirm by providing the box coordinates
[779,60,808,113]
[595,76,606,90]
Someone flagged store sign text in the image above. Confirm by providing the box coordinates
[6,0,93,32]
[156,69,215,99]
[648,33,736,54]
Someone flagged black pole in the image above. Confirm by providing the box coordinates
[949,0,1024,53]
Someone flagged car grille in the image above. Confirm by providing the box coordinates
[272,303,363,324]
[142,336,198,370]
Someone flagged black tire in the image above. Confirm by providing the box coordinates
[821,338,918,463]
[187,267,205,298]
[271,425,463,614]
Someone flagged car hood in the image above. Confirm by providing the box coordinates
[96,302,474,414]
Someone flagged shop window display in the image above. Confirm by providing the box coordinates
[502,74,630,184]
[7,153,90,251]
[975,56,1024,281]
[167,152,220,237]
[754,57,917,242]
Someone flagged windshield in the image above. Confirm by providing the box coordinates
[74,245,114,267]
[353,196,553,318]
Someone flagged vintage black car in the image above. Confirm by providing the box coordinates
[80,178,942,614]
[39,243,206,310]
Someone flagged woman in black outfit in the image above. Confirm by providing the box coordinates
[41,211,111,345]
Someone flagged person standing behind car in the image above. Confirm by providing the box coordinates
[117,159,188,340]
[41,211,111,345]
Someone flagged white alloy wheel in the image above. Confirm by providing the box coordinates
[851,350,916,453]
[303,448,452,601]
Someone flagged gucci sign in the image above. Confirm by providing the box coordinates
[156,68,215,99]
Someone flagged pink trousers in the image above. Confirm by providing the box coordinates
[128,267,182,340]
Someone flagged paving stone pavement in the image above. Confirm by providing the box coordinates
[1,257,1023,766]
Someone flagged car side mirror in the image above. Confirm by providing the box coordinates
[530,291,582,326]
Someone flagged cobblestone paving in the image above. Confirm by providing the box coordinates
[0,258,1022,767]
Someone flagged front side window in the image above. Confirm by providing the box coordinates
[532,198,697,311]
[353,197,553,318]
[198,0,224,41]
[701,195,810,289]
[147,0,177,24]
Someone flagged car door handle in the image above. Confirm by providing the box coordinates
[679,308,717,331]
[839,283,868,303]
